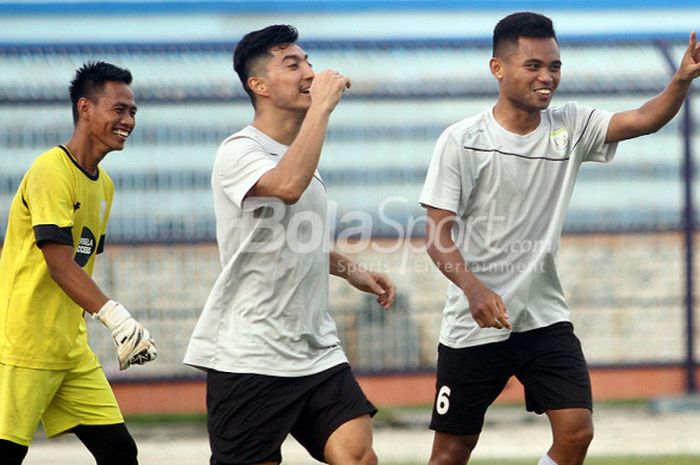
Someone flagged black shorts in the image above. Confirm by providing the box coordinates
[206,363,376,465]
[430,322,592,436]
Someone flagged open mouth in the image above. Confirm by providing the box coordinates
[535,88,552,96]
[114,129,130,140]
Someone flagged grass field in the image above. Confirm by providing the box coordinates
[382,455,700,465]
[121,406,700,465]
[387,458,700,465]
[467,458,700,465]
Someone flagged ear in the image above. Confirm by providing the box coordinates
[76,97,92,122]
[489,57,504,81]
[247,76,268,97]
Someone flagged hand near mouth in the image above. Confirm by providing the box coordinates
[309,69,350,112]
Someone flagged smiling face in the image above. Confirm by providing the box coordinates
[80,80,137,153]
[491,36,562,114]
[248,43,314,113]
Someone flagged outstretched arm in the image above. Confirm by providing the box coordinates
[425,206,511,330]
[606,32,700,143]
[330,250,396,309]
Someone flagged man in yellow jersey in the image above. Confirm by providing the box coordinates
[0,61,157,465]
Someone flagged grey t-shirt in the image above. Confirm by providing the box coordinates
[184,126,347,376]
[420,103,618,348]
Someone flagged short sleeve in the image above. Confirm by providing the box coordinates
[96,176,114,254]
[214,136,277,209]
[567,104,618,164]
[419,129,468,214]
[24,159,75,246]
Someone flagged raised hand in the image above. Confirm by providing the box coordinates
[676,31,700,82]
[309,69,351,112]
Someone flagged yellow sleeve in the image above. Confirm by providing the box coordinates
[24,155,76,246]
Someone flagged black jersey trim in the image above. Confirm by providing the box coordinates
[463,145,570,162]
[570,109,597,152]
[313,173,327,190]
[34,224,73,248]
[97,234,106,254]
[58,145,100,181]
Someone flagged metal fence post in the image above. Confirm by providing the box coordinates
[682,94,697,393]
[657,39,696,393]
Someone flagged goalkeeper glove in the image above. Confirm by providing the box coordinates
[94,300,158,370]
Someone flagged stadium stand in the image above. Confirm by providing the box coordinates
[0,1,698,386]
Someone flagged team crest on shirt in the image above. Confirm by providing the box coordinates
[464,128,484,143]
[550,127,569,153]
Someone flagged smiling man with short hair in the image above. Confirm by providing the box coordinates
[421,11,700,465]
[184,25,396,465]
[0,61,157,465]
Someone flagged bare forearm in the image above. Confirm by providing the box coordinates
[273,106,331,195]
[607,33,699,143]
[329,249,395,308]
[42,243,109,314]
[608,77,691,142]
[427,242,510,328]
[424,207,509,328]
[330,249,356,278]
[426,244,478,294]
[637,76,691,132]
[252,70,350,203]
[48,262,109,314]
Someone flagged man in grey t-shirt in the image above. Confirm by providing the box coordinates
[420,12,700,465]
[184,25,395,465]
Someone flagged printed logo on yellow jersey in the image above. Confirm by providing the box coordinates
[74,226,97,267]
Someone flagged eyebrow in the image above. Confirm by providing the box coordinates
[281,54,308,63]
[524,58,562,66]
[114,102,138,112]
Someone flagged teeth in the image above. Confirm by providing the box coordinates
[114,129,130,138]
[536,89,551,95]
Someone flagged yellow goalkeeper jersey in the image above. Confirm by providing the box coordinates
[0,146,114,369]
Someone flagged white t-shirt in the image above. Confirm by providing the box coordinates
[419,103,618,348]
[184,126,347,376]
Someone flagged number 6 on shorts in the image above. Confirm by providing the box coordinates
[436,385,451,415]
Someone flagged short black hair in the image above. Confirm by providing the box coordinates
[493,12,557,57]
[69,61,132,124]
[233,24,299,106]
